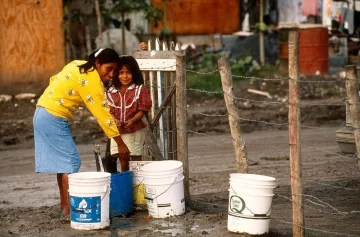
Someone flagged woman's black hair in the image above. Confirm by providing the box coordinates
[78,48,119,74]
[112,55,144,89]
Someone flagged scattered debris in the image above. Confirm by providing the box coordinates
[339,71,346,79]
[15,93,36,100]
[247,89,273,99]
[0,95,12,102]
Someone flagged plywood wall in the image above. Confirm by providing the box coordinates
[151,0,240,35]
[0,0,65,85]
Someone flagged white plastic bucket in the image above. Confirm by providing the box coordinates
[141,161,185,218]
[68,172,111,230]
[129,161,153,211]
[228,173,276,235]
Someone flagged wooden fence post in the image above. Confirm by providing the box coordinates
[345,65,360,167]
[218,57,248,173]
[176,55,190,202]
[288,29,304,237]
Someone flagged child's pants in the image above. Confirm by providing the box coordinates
[110,129,145,156]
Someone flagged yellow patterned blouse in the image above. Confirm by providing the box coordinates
[37,60,120,138]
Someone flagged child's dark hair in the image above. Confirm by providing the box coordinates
[78,48,119,74]
[113,55,144,88]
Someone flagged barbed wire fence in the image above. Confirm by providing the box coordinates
[184,68,360,236]
[136,35,360,237]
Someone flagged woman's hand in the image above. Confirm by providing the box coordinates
[117,141,130,156]
[112,136,130,171]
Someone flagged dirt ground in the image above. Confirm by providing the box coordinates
[1,77,360,237]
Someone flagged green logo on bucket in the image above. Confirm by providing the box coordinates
[230,195,246,214]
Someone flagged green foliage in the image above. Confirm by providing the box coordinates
[186,52,224,98]
[187,71,223,98]
[134,25,145,35]
[231,55,254,75]
[109,0,164,28]
[100,0,151,26]
[245,62,282,78]
[144,4,164,28]
[186,54,282,100]
[324,89,335,97]
[70,9,84,23]
[202,53,218,69]
[186,52,222,71]
[100,7,112,26]
[63,0,165,34]
[157,27,171,40]
[111,0,149,12]
[63,0,72,5]
[255,22,269,33]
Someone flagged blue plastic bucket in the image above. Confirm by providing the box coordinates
[110,171,133,217]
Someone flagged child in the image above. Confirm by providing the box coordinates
[106,55,152,170]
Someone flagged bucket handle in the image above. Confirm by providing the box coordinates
[145,176,178,201]
[230,185,272,217]
[70,184,110,213]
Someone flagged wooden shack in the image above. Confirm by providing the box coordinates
[151,0,240,35]
[0,0,65,86]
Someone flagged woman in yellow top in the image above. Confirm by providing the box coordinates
[34,48,129,219]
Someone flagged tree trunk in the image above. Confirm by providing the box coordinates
[84,16,92,55]
[121,12,126,54]
[94,0,102,48]
[259,0,265,66]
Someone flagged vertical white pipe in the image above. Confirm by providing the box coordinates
[148,39,155,119]
[156,38,166,158]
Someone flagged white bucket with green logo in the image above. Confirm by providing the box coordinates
[227,173,276,235]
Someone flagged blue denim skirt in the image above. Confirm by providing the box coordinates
[33,107,81,173]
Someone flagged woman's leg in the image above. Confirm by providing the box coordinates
[57,173,70,216]
[57,174,64,211]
